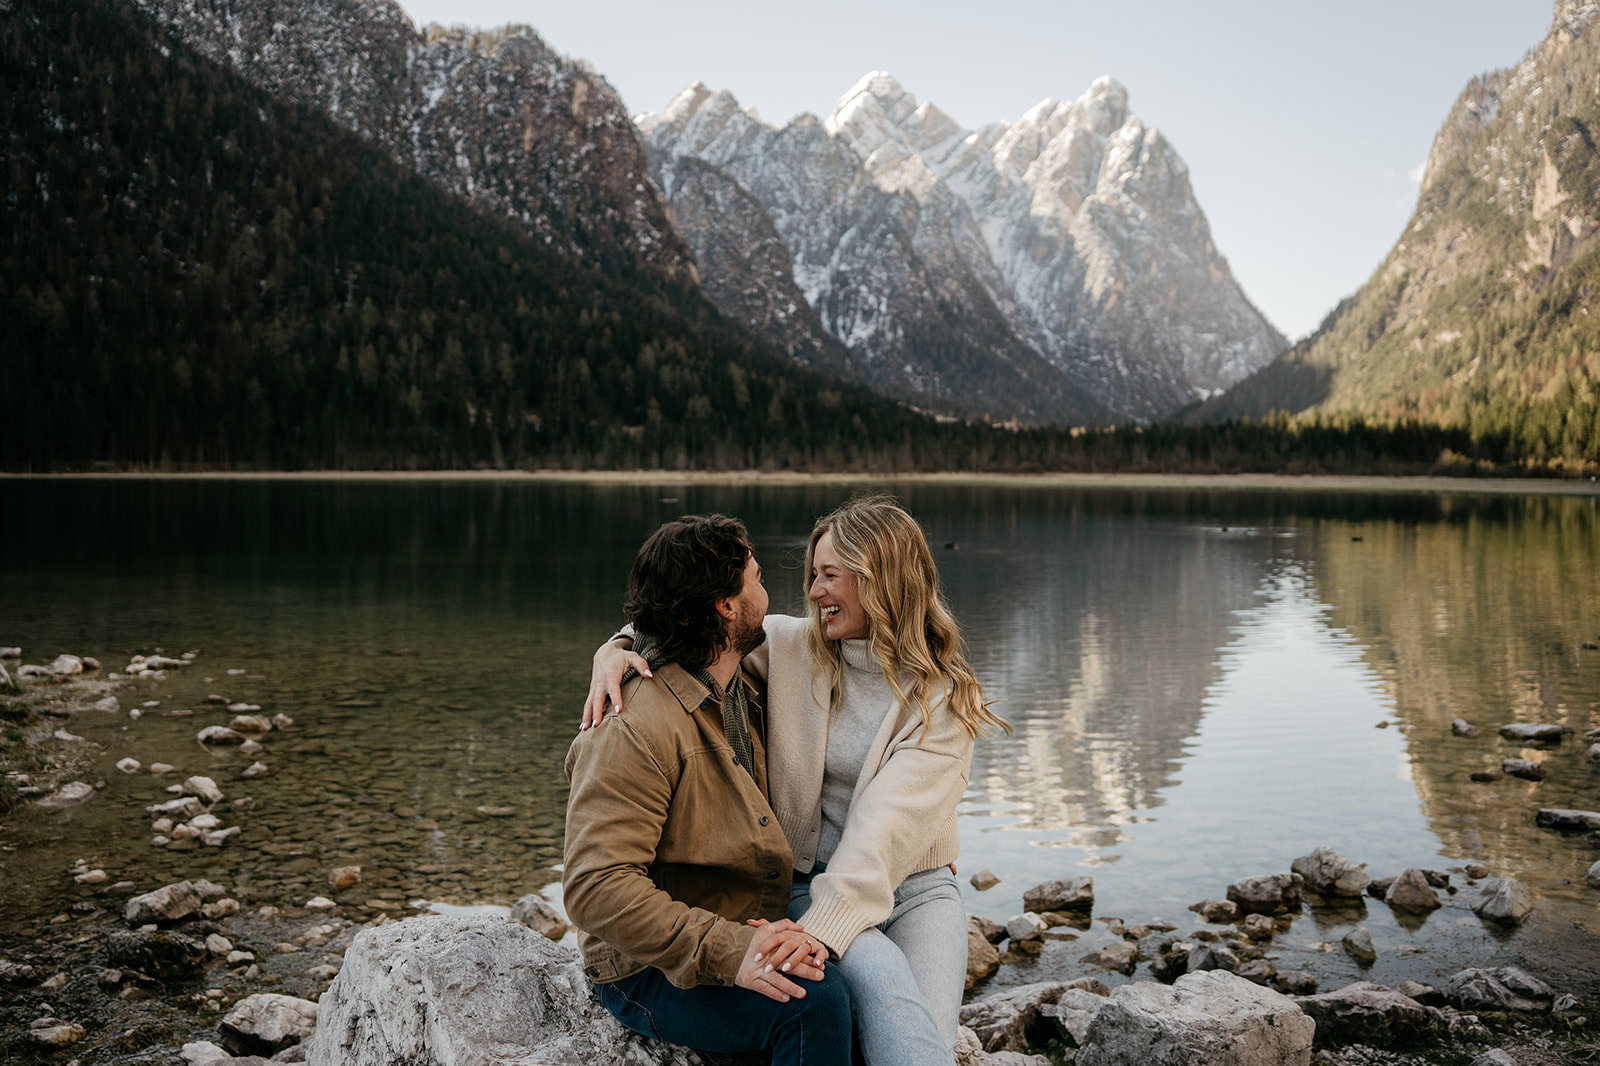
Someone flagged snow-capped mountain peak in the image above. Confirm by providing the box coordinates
[639,69,1284,420]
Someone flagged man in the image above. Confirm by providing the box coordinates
[563,515,852,1065]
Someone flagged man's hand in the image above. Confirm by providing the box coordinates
[735,919,826,1003]
[581,637,651,731]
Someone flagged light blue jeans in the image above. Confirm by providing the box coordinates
[789,864,966,1066]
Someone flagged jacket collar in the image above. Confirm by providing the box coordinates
[658,661,756,714]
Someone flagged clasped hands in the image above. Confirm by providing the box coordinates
[736,918,829,1003]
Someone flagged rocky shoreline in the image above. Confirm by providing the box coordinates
[2,648,1598,1064]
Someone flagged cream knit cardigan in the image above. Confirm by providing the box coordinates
[744,614,973,957]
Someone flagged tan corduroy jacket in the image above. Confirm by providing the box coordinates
[562,662,793,989]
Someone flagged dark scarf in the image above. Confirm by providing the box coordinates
[624,630,754,779]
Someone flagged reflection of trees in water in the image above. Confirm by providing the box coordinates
[941,499,1278,839]
[1310,497,1600,905]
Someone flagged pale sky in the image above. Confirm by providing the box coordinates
[397,0,1552,341]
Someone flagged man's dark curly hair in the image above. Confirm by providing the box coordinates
[624,514,753,672]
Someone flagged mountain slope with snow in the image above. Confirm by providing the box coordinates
[640,73,1286,421]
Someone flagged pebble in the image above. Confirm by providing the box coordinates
[240,739,265,755]
[206,934,234,956]
[151,818,174,833]
[114,757,141,774]
[202,827,242,847]
[229,714,272,733]
[151,836,170,847]
[305,897,337,912]
[73,869,108,885]
[241,762,270,779]
[1465,862,1490,879]
[149,763,176,775]
[1450,718,1478,736]
[128,708,143,720]
[1587,860,1600,890]
[1342,927,1377,963]
[27,1018,86,1047]
[329,866,362,892]
[227,950,255,965]
[969,868,1001,891]
[1502,759,1546,781]
[41,971,70,991]
[203,899,241,919]
[190,813,221,830]
[272,713,294,730]
[181,776,224,805]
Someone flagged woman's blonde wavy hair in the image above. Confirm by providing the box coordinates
[804,495,1009,740]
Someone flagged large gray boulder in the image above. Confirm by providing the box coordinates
[959,981,1072,1053]
[1441,967,1555,1013]
[220,994,319,1056]
[1289,847,1369,898]
[305,913,757,1065]
[1225,873,1304,916]
[1293,982,1429,1044]
[1077,971,1314,1066]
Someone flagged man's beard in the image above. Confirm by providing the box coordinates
[730,605,767,658]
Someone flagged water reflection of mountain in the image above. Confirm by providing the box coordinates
[903,490,1282,844]
[1310,497,1600,907]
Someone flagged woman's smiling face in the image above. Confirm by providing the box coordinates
[808,529,868,640]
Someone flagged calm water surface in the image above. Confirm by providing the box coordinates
[2,479,1597,993]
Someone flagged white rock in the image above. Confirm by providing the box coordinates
[305,896,337,911]
[52,728,86,742]
[272,713,294,730]
[36,782,95,808]
[94,696,120,712]
[151,818,174,833]
[203,898,241,919]
[146,796,205,820]
[0,646,19,658]
[74,869,108,884]
[508,893,570,940]
[1585,860,1600,890]
[240,739,265,755]
[202,826,242,847]
[151,835,170,847]
[189,813,222,830]
[305,913,712,1065]
[220,992,318,1055]
[181,1040,232,1066]
[1005,913,1047,942]
[206,933,234,956]
[197,726,245,745]
[181,776,224,804]
[242,761,270,779]
[124,880,203,924]
[128,707,143,720]
[230,714,272,733]
[1077,971,1314,1066]
[149,762,176,775]
[49,655,84,676]
[115,758,142,774]
[227,949,256,965]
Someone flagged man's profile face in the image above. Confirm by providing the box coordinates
[728,552,768,657]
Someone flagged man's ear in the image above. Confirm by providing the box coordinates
[713,596,737,622]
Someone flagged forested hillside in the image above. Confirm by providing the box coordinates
[1196,1,1600,467]
[0,0,984,470]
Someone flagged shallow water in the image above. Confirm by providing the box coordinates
[2,478,1597,995]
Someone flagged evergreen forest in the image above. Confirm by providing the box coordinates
[3,0,1594,477]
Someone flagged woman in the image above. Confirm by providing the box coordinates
[583,496,1008,1065]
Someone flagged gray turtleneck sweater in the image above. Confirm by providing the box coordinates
[816,638,897,864]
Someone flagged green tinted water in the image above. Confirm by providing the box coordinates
[2,478,1597,994]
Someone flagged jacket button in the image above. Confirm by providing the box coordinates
[759,816,770,826]
[766,870,780,879]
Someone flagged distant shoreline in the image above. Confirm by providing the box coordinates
[3,470,1598,496]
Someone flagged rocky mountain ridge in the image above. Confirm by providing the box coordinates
[640,73,1287,422]
[130,0,696,287]
[1198,0,1600,462]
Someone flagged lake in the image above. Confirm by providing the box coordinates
[2,476,1598,996]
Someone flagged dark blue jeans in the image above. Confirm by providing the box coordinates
[594,964,853,1066]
